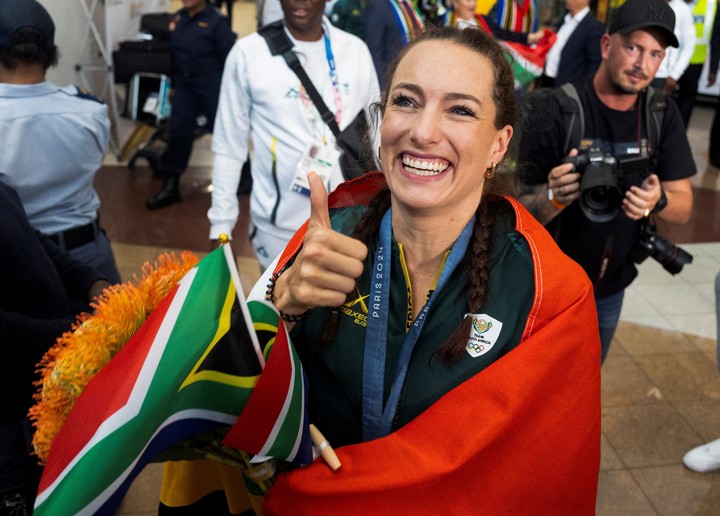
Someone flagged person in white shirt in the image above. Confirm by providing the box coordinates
[539,0,603,87]
[208,0,379,270]
[682,270,720,472]
[652,0,696,95]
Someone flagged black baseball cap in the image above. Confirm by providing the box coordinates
[0,0,55,49]
[608,0,679,48]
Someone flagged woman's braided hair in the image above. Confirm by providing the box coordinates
[321,25,517,364]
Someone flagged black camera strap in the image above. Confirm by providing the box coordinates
[553,83,666,161]
[596,234,614,285]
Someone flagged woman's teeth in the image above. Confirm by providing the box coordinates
[402,155,449,176]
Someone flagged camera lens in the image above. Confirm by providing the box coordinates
[579,162,622,223]
[651,236,694,274]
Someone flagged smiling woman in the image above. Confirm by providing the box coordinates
[379,39,512,236]
[258,25,602,514]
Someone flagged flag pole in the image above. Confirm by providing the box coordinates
[309,424,341,470]
[219,234,266,370]
[219,236,341,471]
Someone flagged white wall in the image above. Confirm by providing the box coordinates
[37,0,171,98]
[36,0,173,155]
[38,0,105,93]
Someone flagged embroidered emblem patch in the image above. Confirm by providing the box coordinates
[466,314,503,358]
[338,288,369,327]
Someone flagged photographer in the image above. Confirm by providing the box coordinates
[516,0,695,363]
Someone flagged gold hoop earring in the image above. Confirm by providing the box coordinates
[485,162,496,179]
[377,146,382,165]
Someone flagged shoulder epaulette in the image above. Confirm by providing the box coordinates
[70,86,104,104]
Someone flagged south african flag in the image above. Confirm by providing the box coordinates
[503,29,557,91]
[34,247,312,515]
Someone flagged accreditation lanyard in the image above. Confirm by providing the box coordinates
[299,32,343,139]
[361,209,475,441]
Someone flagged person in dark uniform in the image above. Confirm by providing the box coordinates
[708,3,720,168]
[147,0,236,210]
[0,179,109,514]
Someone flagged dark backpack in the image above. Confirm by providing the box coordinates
[550,82,667,164]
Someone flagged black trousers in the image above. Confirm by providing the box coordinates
[711,96,720,167]
[675,63,704,128]
[159,76,221,178]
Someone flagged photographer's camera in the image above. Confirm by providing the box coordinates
[564,149,623,223]
[630,222,693,274]
[563,148,692,274]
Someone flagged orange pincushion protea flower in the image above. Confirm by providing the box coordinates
[29,251,200,463]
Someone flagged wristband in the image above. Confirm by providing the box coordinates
[652,187,668,214]
[265,270,311,322]
[550,197,567,210]
[548,187,567,210]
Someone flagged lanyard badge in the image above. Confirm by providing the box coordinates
[361,210,475,440]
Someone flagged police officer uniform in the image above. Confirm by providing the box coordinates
[0,82,121,284]
[146,2,236,209]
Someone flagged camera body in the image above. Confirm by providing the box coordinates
[563,148,622,223]
[563,148,693,274]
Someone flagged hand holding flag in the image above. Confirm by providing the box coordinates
[33,243,315,515]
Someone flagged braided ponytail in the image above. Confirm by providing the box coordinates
[436,195,497,364]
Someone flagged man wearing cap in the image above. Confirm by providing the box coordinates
[516,0,695,362]
[0,0,121,284]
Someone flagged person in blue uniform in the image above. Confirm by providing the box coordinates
[0,0,122,284]
[707,4,720,168]
[147,0,236,209]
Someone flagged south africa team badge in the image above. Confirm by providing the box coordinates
[466,314,503,358]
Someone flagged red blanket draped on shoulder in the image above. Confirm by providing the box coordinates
[264,172,601,515]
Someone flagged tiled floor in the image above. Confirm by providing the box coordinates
[98,2,720,514]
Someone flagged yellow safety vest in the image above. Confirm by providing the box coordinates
[690,0,717,64]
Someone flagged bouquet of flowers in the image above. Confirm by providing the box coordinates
[29,251,200,462]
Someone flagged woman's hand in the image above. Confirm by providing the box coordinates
[527,29,545,45]
[273,173,368,315]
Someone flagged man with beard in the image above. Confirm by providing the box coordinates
[515,0,695,363]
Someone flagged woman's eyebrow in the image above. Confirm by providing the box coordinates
[392,83,481,105]
[392,82,423,96]
[444,92,482,105]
